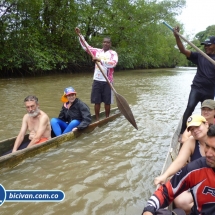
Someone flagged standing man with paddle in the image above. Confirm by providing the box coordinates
[75,27,118,121]
[173,27,215,142]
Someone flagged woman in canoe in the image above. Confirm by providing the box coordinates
[51,87,92,136]
[154,114,209,214]
[181,99,215,143]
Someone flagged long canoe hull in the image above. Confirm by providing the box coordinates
[0,108,121,172]
[157,118,182,210]
[160,118,182,175]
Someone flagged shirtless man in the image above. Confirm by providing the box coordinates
[12,95,51,152]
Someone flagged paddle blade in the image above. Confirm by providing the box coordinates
[115,93,138,130]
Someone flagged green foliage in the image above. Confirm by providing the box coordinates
[0,0,202,76]
[192,25,215,53]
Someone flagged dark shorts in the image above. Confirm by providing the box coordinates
[91,80,113,104]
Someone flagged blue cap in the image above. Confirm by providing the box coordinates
[61,87,77,103]
[201,36,215,45]
[64,87,76,95]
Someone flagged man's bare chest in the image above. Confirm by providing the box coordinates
[27,117,40,132]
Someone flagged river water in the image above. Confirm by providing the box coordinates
[0,68,201,215]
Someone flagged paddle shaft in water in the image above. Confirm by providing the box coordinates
[75,28,138,130]
[163,21,215,66]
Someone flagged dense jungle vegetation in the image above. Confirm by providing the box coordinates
[1,0,215,77]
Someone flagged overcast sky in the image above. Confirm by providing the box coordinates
[177,0,215,37]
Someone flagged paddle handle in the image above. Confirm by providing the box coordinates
[163,21,174,31]
[75,29,116,93]
[163,21,215,66]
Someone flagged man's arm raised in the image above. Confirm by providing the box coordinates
[27,114,49,148]
[173,26,191,58]
[12,115,28,153]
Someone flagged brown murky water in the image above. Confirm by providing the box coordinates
[0,68,200,215]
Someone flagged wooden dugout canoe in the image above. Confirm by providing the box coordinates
[157,118,182,210]
[159,118,182,182]
[0,108,121,172]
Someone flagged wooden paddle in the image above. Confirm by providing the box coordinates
[75,28,138,130]
[163,21,215,66]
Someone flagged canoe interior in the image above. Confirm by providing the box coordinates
[0,108,121,171]
[0,135,30,156]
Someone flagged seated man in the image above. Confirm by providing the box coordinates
[142,124,215,215]
[12,95,51,153]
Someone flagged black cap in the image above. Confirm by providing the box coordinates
[201,36,215,45]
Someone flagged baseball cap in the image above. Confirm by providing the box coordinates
[61,87,76,103]
[201,36,215,45]
[186,115,206,131]
[201,99,215,109]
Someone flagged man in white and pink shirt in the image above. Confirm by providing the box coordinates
[76,27,118,121]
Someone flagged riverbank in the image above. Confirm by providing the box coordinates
[0,64,184,79]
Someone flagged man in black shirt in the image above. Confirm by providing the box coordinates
[174,27,215,142]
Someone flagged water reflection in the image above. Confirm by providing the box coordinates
[0,68,200,214]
